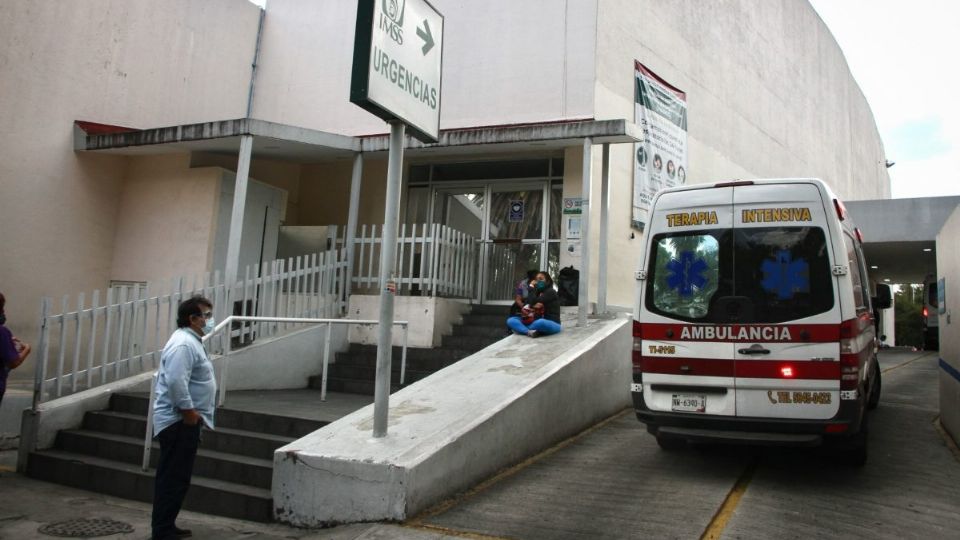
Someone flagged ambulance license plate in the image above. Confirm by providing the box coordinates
[671,394,706,413]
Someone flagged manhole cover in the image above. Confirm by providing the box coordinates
[38,517,134,537]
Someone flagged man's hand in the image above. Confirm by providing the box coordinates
[181,409,202,426]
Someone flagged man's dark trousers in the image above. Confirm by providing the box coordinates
[152,421,201,540]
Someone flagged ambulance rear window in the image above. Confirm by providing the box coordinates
[647,232,724,320]
[733,227,834,323]
[645,227,833,323]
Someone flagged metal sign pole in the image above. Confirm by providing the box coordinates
[578,137,593,327]
[373,121,405,438]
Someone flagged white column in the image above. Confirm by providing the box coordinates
[598,143,610,314]
[225,135,254,291]
[374,122,405,438]
[578,137,592,327]
[344,153,364,300]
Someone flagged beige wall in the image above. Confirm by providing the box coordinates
[110,155,222,285]
[594,0,890,200]
[0,0,899,352]
[190,153,303,224]
[0,0,261,375]
[299,158,389,227]
[937,206,960,443]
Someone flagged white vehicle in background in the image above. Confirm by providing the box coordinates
[923,275,939,351]
[632,178,892,466]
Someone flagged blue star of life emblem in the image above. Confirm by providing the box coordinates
[666,251,709,297]
[761,250,810,299]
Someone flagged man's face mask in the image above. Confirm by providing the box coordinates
[203,317,216,335]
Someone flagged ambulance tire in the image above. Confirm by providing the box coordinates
[867,364,882,410]
[656,434,686,451]
[836,416,869,467]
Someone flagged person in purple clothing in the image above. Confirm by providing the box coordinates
[0,292,32,406]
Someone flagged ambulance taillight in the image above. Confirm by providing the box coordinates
[632,320,643,371]
[834,198,848,221]
[839,318,861,391]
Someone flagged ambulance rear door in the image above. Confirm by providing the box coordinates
[640,186,736,417]
[731,182,842,420]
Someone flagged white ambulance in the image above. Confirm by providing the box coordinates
[632,179,890,466]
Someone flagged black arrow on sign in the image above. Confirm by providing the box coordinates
[416,20,434,55]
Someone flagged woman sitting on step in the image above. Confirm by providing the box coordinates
[506,271,562,338]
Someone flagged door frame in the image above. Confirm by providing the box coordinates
[428,180,552,303]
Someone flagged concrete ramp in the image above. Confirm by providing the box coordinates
[272,312,631,526]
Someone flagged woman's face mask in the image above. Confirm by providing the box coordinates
[0,314,6,326]
[535,279,547,291]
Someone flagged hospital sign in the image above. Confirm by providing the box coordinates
[351,0,444,143]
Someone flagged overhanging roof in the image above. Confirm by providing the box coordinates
[360,118,642,155]
[74,118,360,161]
[847,196,960,284]
[74,118,642,162]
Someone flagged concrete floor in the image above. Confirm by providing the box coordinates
[0,468,458,540]
[2,349,956,539]
[416,349,960,539]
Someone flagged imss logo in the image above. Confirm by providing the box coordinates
[380,0,405,44]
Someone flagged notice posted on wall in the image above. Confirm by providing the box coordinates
[633,61,688,231]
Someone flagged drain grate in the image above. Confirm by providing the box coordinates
[38,517,134,537]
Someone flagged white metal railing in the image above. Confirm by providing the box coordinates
[32,248,348,408]
[344,223,480,298]
[141,314,409,471]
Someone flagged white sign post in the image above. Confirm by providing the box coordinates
[351,0,444,438]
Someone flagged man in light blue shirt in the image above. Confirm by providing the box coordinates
[151,296,217,540]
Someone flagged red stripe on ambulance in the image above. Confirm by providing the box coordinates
[640,323,840,342]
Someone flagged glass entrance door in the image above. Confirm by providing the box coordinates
[483,184,547,302]
[429,181,556,303]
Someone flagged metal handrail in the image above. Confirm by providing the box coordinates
[141,315,409,471]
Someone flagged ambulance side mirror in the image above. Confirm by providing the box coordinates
[873,284,892,310]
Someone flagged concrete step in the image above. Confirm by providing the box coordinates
[27,449,273,522]
[56,428,273,489]
[322,364,435,384]
[110,393,150,416]
[76,412,294,461]
[452,324,510,337]
[441,334,504,350]
[318,377,402,396]
[461,314,508,326]
[345,343,476,361]
[107,394,327,438]
[468,304,513,316]
[334,352,462,372]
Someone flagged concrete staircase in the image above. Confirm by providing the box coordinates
[313,304,509,395]
[26,393,325,522]
[25,303,510,523]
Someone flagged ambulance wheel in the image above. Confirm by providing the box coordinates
[656,434,686,451]
[867,364,881,410]
[837,417,868,467]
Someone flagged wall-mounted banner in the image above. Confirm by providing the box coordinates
[633,61,687,231]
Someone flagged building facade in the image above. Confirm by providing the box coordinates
[0,0,891,378]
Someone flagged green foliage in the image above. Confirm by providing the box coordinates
[894,284,923,347]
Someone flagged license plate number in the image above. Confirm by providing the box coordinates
[672,394,706,413]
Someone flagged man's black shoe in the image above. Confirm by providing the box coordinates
[175,526,192,538]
